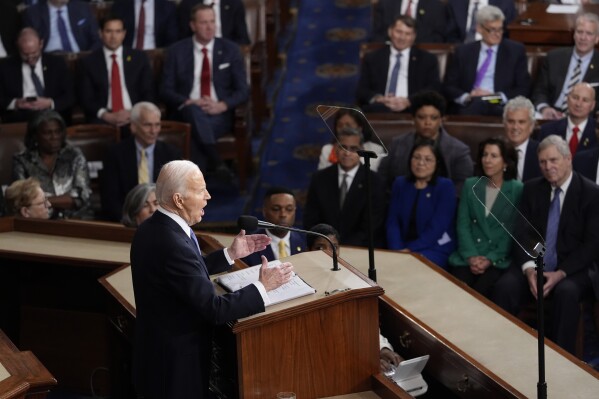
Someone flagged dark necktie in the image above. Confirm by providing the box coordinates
[387,53,401,96]
[111,54,124,112]
[56,9,73,52]
[473,48,493,90]
[30,64,44,96]
[339,172,348,208]
[200,47,211,97]
[190,227,202,256]
[466,1,479,43]
[544,187,561,272]
[136,0,146,50]
[569,126,580,155]
[404,0,413,17]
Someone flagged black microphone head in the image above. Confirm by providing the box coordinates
[237,215,258,231]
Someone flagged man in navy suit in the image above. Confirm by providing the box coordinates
[242,187,307,267]
[446,0,516,43]
[357,15,441,113]
[493,135,599,355]
[304,128,386,247]
[177,0,250,44]
[0,28,74,123]
[100,102,182,222]
[573,146,599,183]
[131,160,293,399]
[110,0,178,49]
[78,16,154,126]
[161,4,249,174]
[23,0,100,52]
[539,83,597,156]
[443,5,530,116]
[503,96,542,182]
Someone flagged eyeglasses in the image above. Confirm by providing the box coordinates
[480,25,504,35]
[412,155,436,164]
[29,197,50,208]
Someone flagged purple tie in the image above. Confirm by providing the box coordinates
[56,9,73,52]
[473,48,493,90]
[544,187,561,271]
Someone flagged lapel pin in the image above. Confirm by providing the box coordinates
[296,246,302,252]
[426,192,431,198]
[126,55,132,62]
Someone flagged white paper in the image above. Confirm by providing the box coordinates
[546,4,580,14]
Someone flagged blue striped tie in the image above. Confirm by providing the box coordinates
[56,9,73,52]
[386,53,401,96]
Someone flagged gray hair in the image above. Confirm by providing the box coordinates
[575,12,599,33]
[156,160,200,205]
[131,102,161,124]
[121,183,156,227]
[503,96,535,123]
[538,135,571,158]
[477,5,505,25]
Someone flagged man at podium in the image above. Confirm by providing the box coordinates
[130,160,295,399]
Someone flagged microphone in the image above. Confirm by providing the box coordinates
[237,215,340,271]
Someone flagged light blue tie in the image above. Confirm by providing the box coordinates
[190,228,202,256]
[386,53,401,96]
[56,9,73,52]
[544,187,561,271]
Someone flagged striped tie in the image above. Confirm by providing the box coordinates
[138,149,149,184]
[561,58,582,112]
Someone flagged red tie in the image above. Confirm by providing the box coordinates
[136,0,146,50]
[111,54,124,112]
[405,0,413,17]
[200,48,211,97]
[569,126,580,155]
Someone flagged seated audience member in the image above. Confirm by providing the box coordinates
[318,108,385,172]
[121,183,158,228]
[78,16,154,127]
[304,127,386,247]
[443,5,530,116]
[377,90,473,192]
[241,187,306,266]
[449,137,522,298]
[357,15,441,113]
[162,4,248,178]
[111,0,178,50]
[0,28,74,123]
[101,102,182,222]
[0,2,21,57]
[502,96,542,182]
[371,0,447,43]
[387,140,457,269]
[12,110,91,219]
[177,0,250,44]
[532,13,599,120]
[4,177,51,219]
[539,82,597,156]
[445,0,516,43]
[493,135,599,355]
[573,145,599,183]
[23,0,100,53]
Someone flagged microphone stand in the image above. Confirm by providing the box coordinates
[533,243,547,399]
[357,149,377,282]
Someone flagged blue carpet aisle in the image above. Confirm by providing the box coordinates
[248,0,372,223]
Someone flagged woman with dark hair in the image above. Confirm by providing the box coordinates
[307,223,341,255]
[386,139,457,269]
[122,183,158,228]
[449,136,522,297]
[11,110,91,218]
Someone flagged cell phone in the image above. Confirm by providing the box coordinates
[25,96,37,102]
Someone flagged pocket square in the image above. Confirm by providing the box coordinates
[588,82,599,87]
[218,63,230,70]
[77,18,87,26]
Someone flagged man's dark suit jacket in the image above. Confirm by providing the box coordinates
[241,229,306,267]
[100,136,182,221]
[371,0,448,43]
[356,45,441,112]
[177,0,250,44]
[532,48,599,114]
[573,147,599,182]
[77,47,154,121]
[303,164,386,247]
[131,211,264,399]
[539,117,597,153]
[522,138,542,182]
[161,37,249,112]
[0,54,74,121]
[445,0,517,43]
[111,0,178,49]
[0,3,21,56]
[23,0,101,52]
[443,39,530,104]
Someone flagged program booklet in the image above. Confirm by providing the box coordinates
[215,260,316,306]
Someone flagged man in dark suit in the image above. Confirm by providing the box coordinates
[446,0,516,43]
[0,28,74,123]
[492,135,599,355]
[532,13,599,120]
[0,2,21,57]
[573,146,599,183]
[177,0,250,44]
[78,16,154,126]
[110,0,178,49]
[443,5,530,116]
[304,128,386,247]
[100,102,181,222]
[23,0,100,52]
[161,3,249,175]
[242,187,307,267]
[503,96,542,182]
[371,0,448,43]
[131,160,293,399]
[539,82,597,155]
[357,15,441,113]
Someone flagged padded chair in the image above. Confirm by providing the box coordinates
[0,122,27,189]
[159,120,191,160]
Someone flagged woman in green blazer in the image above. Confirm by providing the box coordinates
[449,137,523,298]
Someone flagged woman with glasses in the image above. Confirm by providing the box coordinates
[4,177,51,219]
[121,183,158,228]
[449,136,522,298]
[11,110,91,219]
[386,139,457,269]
